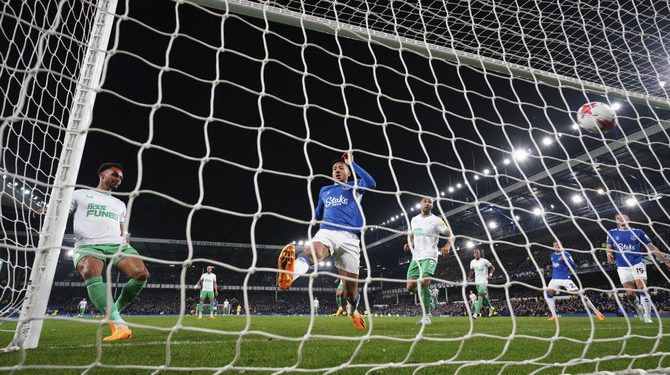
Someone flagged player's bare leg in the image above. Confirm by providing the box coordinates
[340,269,365,330]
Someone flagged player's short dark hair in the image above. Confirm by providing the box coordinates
[97,162,124,175]
[331,158,350,170]
[615,211,630,218]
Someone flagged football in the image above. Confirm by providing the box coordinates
[576,102,616,133]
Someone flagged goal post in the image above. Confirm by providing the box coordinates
[3,0,119,351]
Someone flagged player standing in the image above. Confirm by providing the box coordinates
[545,240,604,321]
[467,249,496,319]
[223,299,230,316]
[61,163,149,342]
[403,197,451,325]
[313,297,320,316]
[606,212,670,323]
[78,298,87,318]
[195,266,218,320]
[277,152,376,330]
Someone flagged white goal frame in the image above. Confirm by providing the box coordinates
[5,0,119,351]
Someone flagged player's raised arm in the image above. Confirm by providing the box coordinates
[343,152,376,190]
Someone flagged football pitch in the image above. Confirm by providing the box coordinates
[0,315,668,374]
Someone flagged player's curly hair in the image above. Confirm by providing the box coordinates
[97,162,124,175]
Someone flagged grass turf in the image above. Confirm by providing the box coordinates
[0,315,668,374]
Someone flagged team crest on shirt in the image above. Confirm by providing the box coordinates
[86,193,94,198]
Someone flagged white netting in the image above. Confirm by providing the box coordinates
[0,0,97,321]
[1,0,670,373]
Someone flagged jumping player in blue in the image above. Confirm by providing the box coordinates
[277,152,375,330]
[606,212,670,323]
[545,240,604,321]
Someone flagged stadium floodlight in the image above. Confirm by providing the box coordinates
[415,203,421,209]
[611,102,622,110]
[448,186,454,193]
[292,241,296,244]
[514,215,520,220]
[487,221,498,229]
[503,158,511,165]
[298,240,304,246]
[597,188,605,195]
[466,241,475,249]
[625,197,638,207]
[571,194,583,204]
[483,168,491,175]
[395,215,399,219]
[571,123,580,130]
[532,207,543,216]
[456,183,462,189]
[390,217,395,222]
[473,175,480,180]
[512,149,528,161]
[541,136,553,146]
[660,81,666,87]
[440,191,445,196]
[326,261,332,267]
[22,188,31,195]
[410,207,415,211]
[66,250,74,258]
[550,204,555,209]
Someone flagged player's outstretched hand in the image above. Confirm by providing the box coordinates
[342,151,353,165]
[403,243,410,253]
[606,252,615,263]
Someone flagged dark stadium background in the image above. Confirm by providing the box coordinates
[13,0,669,316]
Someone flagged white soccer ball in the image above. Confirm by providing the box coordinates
[576,102,616,133]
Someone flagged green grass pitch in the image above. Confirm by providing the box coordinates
[0,315,668,374]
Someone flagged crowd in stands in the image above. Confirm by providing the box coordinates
[42,286,670,318]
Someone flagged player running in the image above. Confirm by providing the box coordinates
[545,240,604,321]
[403,196,452,325]
[467,249,496,319]
[277,152,375,330]
[195,266,218,320]
[606,212,670,323]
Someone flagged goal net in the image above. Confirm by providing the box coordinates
[1,0,669,373]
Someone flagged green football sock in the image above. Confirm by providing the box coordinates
[85,276,122,322]
[336,296,342,308]
[484,297,493,308]
[210,301,215,315]
[475,296,483,314]
[198,301,204,315]
[421,287,431,315]
[114,278,146,313]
